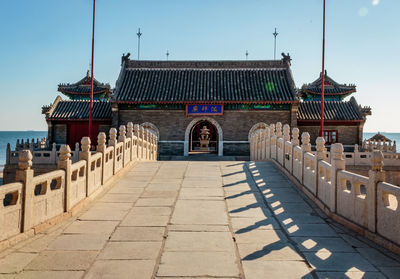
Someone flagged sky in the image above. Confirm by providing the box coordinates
[0,0,398,132]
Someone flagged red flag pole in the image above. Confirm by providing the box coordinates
[319,0,326,137]
[89,0,96,141]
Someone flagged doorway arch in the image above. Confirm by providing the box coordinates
[184,117,223,156]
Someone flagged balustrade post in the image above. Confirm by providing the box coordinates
[58,145,72,212]
[133,124,139,160]
[276,122,282,138]
[127,122,134,161]
[109,128,117,173]
[315,137,326,197]
[97,132,107,185]
[6,143,10,165]
[119,125,127,167]
[15,150,34,232]
[330,143,345,212]
[367,150,386,233]
[80,137,91,196]
[139,127,145,160]
[146,130,151,160]
[51,142,57,164]
[264,127,270,159]
[283,124,291,168]
[300,132,311,184]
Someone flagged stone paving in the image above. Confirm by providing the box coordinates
[1,161,400,278]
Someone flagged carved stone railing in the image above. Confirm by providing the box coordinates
[249,122,400,253]
[0,122,158,251]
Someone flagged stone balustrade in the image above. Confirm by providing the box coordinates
[0,123,158,250]
[249,122,400,253]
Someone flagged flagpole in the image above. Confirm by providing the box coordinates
[89,0,95,142]
[319,0,326,137]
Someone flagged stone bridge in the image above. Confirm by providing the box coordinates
[1,160,400,278]
[1,122,400,278]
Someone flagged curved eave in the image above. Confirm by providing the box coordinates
[113,100,299,105]
[58,89,109,96]
[303,89,356,96]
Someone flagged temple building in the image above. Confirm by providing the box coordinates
[42,54,371,157]
[42,72,112,146]
[298,72,371,146]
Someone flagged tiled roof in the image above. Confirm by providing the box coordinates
[47,100,112,120]
[303,87,355,95]
[298,100,363,121]
[113,59,298,103]
[58,71,111,96]
[301,71,356,96]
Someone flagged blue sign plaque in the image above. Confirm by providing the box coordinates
[186,104,223,115]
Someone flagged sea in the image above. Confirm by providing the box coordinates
[0,131,47,171]
[0,131,399,169]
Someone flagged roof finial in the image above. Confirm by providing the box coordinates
[166,50,170,61]
[86,70,90,78]
[137,28,142,60]
[245,50,249,60]
[273,28,279,60]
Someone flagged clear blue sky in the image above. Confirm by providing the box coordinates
[0,0,398,132]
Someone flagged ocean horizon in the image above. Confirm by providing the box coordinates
[0,131,399,169]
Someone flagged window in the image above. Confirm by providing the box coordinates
[323,130,338,145]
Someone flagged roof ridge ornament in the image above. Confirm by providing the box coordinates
[281,53,291,65]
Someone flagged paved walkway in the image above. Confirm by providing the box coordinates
[1,161,400,278]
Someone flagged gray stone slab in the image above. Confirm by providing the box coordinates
[380,267,400,278]
[25,251,98,271]
[283,223,337,237]
[238,242,303,261]
[146,183,181,191]
[135,198,176,207]
[338,233,370,248]
[356,248,400,267]
[84,260,155,279]
[98,241,162,260]
[17,234,59,253]
[291,237,355,252]
[47,234,109,251]
[168,225,230,232]
[120,214,170,227]
[228,205,270,218]
[234,229,288,244]
[157,251,239,277]
[111,227,165,241]
[316,271,386,279]
[64,221,119,235]
[15,271,84,279]
[108,186,144,194]
[179,188,223,198]
[141,190,178,198]
[99,193,140,203]
[171,200,228,225]
[79,208,129,221]
[275,213,325,224]
[0,252,37,274]
[230,217,279,231]
[129,206,172,216]
[164,232,234,252]
[303,251,378,272]
[272,202,313,214]
[242,260,313,279]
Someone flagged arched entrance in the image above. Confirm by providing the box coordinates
[184,117,223,156]
[190,120,218,154]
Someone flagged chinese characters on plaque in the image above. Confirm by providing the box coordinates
[186,104,223,115]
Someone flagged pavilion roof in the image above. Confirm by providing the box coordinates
[297,98,363,122]
[301,71,356,97]
[58,71,111,97]
[43,96,112,120]
[367,133,392,142]
[113,56,298,104]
